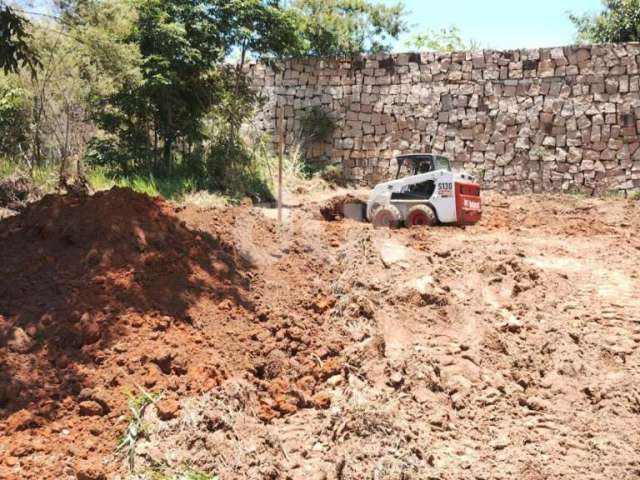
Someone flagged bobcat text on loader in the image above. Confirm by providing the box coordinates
[367,153,482,228]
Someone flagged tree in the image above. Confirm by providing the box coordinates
[405,26,479,53]
[0,3,40,75]
[1,0,141,187]
[289,0,407,57]
[93,0,304,175]
[570,0,640,44]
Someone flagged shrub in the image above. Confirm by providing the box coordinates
[300,105,336,143]
[0,83,30,158]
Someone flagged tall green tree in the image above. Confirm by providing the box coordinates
[289,0,407,57]
[570,0,640,44]
[93,0,303,173]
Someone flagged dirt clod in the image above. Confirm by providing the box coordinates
[5,327,33,353]
[312,392,331,409]
[78,401,105,417]
[5,409,40,432]
[75,463,106,480]
[389,371,404,388]
[156,399,180,420]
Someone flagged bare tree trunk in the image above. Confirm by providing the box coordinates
[163,137,173,173]
[153,124,159,174]
[58,103,71,187]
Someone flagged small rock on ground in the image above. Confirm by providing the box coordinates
[75,462,106,480]
[156,399,180,420]
[78,400,105,417]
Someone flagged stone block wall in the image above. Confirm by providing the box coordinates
[247,43,640,193]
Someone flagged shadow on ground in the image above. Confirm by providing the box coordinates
[0,187,253,423]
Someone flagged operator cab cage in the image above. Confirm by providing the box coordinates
[395,153,451,179]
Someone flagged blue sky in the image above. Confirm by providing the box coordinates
[24,0,603,51]
[386,0,603,50]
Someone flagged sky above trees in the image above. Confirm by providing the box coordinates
[384,0,603,50]
[24,0,605,50]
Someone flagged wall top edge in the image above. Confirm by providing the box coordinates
[244,42,640,68]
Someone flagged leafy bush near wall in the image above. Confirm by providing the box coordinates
[300,106,336,143]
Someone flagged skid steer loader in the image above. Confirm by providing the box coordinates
[367,154,481,228]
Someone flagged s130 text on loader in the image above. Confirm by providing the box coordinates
[366,153,482,228]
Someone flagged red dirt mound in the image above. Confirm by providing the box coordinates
[0,187,253,478]
[0,187,351,479]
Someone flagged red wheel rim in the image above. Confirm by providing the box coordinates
[374,210,396,228]
[407,211,430,227]
[378,212,392,226]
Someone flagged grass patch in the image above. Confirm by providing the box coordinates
[88,166,200,201]
[600,190,628,200]
[117,388,162,472]
[0,158,59,190]
[3,134,339,204]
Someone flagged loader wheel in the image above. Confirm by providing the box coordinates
[406,205,437,227]
[372,205,401,229]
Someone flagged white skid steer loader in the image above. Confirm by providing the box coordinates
[367,154,482,228]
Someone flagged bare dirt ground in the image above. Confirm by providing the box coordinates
[0,187,639,480]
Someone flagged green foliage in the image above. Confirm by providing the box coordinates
[3,0,402,199]
[0,4,41,75]
[0,156,59,190]
[0,0,142,181]
[65,0,143,99]
[570,0,640,44]
[206,131,274,203]
[300,106,336,143]
[92,0,223,170]
[0,81,30,157]
[88,166,200,200]
[405,26,479,52]
[319,163,342,182]
[92,0,305,188]
[290,0,407,57]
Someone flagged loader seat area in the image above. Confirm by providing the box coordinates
[395,154,451,179]
[391,180,435,200]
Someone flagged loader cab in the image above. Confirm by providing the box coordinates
[395,154,451,179]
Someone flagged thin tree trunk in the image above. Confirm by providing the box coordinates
[154,126,159,173]
[163,138,173,173]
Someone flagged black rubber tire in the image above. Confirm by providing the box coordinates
[406,204,437,227]
[372,205,402,229]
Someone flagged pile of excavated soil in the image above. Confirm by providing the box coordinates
[0,187,348,480]
[177,205,348,421]
[0,187,256,478]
